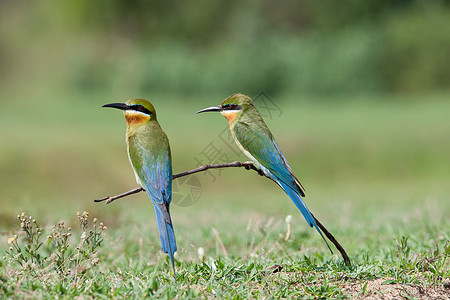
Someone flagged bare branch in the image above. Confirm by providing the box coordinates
[94,161,261,204]
[94,187,143,204]
[172,161,260,180]
[94,160,351,265]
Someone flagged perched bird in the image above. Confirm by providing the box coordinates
[103,99,177,277]
[197,94,331,251]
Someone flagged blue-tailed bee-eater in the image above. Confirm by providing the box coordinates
[197,94,331,251]
[103,99,177,277]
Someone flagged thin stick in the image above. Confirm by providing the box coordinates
[94,187,144,204]
[94,161,258,204]
[94,161,351,265]
[173,161,259,179]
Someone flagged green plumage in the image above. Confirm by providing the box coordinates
[197,94,332,252]
[103,98,177,279]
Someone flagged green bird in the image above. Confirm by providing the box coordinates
[103,99,177,277]
[197,94,331,251]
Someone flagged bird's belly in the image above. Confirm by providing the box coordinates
[126,138,145,188]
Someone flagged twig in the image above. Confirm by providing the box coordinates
[94,161,260,204]
[95,187,144,204]
[173,161,260,179]
[94,161,351,265]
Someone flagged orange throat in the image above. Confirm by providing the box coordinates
[221,110,238,124]
[124,111,150,125]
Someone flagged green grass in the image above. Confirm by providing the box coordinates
[1,211,448,298]
[1,93,449,298]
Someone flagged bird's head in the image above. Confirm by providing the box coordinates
[103,99,157,126]
[197,93,252,123]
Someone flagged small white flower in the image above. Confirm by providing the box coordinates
[285,215,292,224]
[198,247,205,259]
[210,259,217,271]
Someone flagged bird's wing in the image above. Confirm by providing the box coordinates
[129,138,172,209]
[138,143,173,222]
[129,137,177,272]
[234,121,306,196]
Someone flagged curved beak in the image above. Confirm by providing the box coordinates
[196,106,222,114]
[102,103,129,110]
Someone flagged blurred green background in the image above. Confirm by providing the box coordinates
[0,0,449,247]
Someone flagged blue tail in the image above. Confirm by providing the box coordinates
[154,205,177,275]
[278,181,332,253]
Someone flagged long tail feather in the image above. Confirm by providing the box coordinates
[278,181,333,253]
[154,205,177,278]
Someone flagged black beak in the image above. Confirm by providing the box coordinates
[196,106,222,114]
[102,103,129,110]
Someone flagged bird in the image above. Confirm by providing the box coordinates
[197,94,331,252]
[103,99,178,278]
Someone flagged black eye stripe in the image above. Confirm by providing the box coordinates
[222,104,242,110]
[131,105,152,115]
